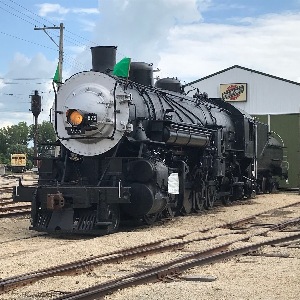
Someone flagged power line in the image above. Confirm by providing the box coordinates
[0,1,136,85]
[64,35,86,48]
[0,77,52,80]
[0,2,36,26]
[4,0,98,48]
[7,0,56,27]
[0,30,58,51]
[0,1,64,52]
[0,0,111,72]
[1,82,51,85]
[0,91,52,95]
[65,28,97,46]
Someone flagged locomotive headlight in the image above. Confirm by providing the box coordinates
[67,109,84,126]
[65,108,98,135]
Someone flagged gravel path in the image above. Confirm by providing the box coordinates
[0,173,299,299]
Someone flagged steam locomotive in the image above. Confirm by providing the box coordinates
[13,46,288,235]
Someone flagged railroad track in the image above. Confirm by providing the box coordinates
[0,185,14,202]
[0,204,31,218]
[0,186,13,191]
[0,183,36,201]
[56,232,300,300]
[0,196,13,201]
[0,201,15,207]
[1,201,299,298]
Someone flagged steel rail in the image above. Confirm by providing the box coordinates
[0,210,31,219]
[54,231,300,300]
[0,230,239,293]
[1,208,299,294]
[0,204,31,213]
[0,197,13,201]
[0,201,15,206]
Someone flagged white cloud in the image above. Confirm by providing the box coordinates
[72,8,99,14]
[0,120,14,128]
[157,12,300,83]
[0,78,5,89]
[2,0,300,128]
[0,52,57,127]
[37,4,99,17]
[79,19,97,32]
[94,0,204,64]
[88,1,300,84]
[37,4,69,16]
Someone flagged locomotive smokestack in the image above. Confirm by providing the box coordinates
[90,46,117,73]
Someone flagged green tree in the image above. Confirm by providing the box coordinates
[0,128,8,164]
[6,122,30,146]
[0,121,56,167]
[29,121,57,156]
[0,122,30,165]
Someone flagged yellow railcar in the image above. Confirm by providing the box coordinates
[10,154,27,173]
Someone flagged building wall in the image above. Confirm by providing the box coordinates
[254,114,300,189]
[188,67,300,115]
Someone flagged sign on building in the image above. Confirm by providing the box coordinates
[220,83,247,102]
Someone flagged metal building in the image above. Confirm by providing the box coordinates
[185,65,300,189]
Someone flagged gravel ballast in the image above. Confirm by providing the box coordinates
[0,174,299,300]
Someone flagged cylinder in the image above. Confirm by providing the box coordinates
[121,183,166,217]
[90,46,117,73]
[163,128,210,147]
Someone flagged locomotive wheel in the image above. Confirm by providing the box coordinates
[106,204,121,234]
[269,181,278,193]
[220,177,232,205]
[194,188,205,212]
[244,181,254,199]
[205,185,217,209]
[261,177,267,193]
[98,203,120,234]
[163,205,175,219]
[143,213,159,225]
[181,193,193,215]
[221,195,231,206]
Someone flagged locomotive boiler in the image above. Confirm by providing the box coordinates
[13,46,288,235]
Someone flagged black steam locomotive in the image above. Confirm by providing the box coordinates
[13,46,288,235]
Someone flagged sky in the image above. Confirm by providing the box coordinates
[0,0,300,128]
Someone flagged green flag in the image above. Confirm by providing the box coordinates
[53,64,59,83]
[113,57,131,78]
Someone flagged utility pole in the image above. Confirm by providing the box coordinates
[34,23,64,84]
[32,23,64,168]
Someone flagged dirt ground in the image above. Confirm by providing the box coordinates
[0,174,300,299]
